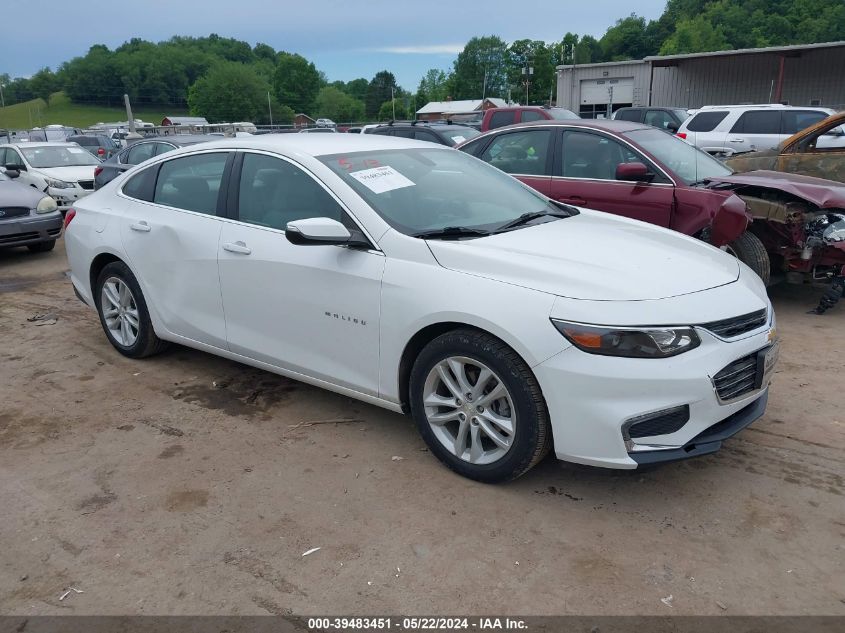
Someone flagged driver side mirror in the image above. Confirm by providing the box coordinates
[4,162,25,173]
[4,168,20,178]
[616,162,654,182]
[285,217,371,248]
[666,121,680,133]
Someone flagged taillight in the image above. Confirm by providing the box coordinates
[675,132,687,139]
[94,166,103,177]
[97,148,105,155]
[64,208,76,229]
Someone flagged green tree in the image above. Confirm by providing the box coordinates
[274,52,321,114]
[188,61,270,122]
[659,15,730,54]
[314,86,365,122]
[365,71,398,118]
[599,14,657,60]
[28,68,59,102]
[450,36,509,100]
[573,35,603,64]
[377,99,409,121]
[507,40,556,105]
[415,68,449,106]
[344,78,370,103]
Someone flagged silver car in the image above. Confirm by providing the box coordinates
[0,171,62,252]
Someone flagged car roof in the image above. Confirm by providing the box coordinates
[133,135,221,146]
[0,141,78,148]
[143,133,447,159]
[490,119,651,133]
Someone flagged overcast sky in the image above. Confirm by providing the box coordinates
[2,0,667,90]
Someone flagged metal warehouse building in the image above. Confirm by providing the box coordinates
[556,40,845,118]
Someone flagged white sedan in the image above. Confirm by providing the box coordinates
[64,134,777,482]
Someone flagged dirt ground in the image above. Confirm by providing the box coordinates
[0,239,843,617]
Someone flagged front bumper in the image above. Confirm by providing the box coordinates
[534,321,775,469]
[0,212,63,247]
[47,186,92,213]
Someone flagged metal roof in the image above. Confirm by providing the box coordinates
[416,98,508,115]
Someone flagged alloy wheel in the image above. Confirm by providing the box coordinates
[100,276,140,347]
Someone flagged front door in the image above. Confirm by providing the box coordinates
[218,151,384,396]
[551,129,674,227]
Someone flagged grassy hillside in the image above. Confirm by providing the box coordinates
[0,92,187,129]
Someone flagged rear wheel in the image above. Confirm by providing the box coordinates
[94,261,169,358]
[726,231,770,286]
[409,329,551,483]
[27,240,55,253]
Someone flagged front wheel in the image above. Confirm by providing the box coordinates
[726,231,771,286]
[409,329,551,483]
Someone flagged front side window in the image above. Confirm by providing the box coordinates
[562,131,641,180]
[644,110,675,130]
[488,111,516,129]
[521,110,545,122]
[624,127,731,184]
[319,147,560,236]
[686,111,729,132]
[238,153,343,230]
[20,146,100,168]
[153,152,229,215]
[480,129,551,176]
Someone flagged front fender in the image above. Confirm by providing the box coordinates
[711,193,752,247]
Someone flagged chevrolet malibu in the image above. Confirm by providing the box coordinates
[64,135,778,482]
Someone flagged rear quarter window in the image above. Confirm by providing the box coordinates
[686,111,729,132]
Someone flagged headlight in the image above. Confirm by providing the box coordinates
[36,196,58,214]
[45,178,73,189]
[551,320,700,358]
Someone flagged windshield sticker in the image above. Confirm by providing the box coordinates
[451,135,466,144]
[349,166,415,194]
[67,147,86,154]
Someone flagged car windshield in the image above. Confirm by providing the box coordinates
[440,128,480,145]
[548,108,580,120]
[21,146,101,168]
[319,147,559,236]
[623,128,732,184]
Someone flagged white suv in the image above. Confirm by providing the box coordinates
[676,104,836,156]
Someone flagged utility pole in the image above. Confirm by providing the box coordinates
[267,91,273,127]
[391,86,396,120]
[522,62,533,105]
[0,82,5,109]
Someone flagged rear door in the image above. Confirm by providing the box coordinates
[552,129,674,226]
[727,110,781,154]
[217,151,384,395]
[477,128,554,196]
[119,151,231,348]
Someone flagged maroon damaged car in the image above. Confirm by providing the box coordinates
[458,119,845,287]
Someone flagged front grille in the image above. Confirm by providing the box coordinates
[0,231,38,244]
[626,405,690,439]
[702,309,767,338]
[0,206,30,219]
[78,180,94,190]
[713,353,758,401]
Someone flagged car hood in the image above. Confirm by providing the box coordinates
[426,210,740,301]
[0,179,45,208]
[35,166,97,183]
[707,170,845,209]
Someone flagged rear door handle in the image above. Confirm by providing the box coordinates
[728,137,745,143]
[129,221,151,232]
[223,241,251,255]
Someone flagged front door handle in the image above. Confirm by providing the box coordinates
[130,221,151,232]
[223,241,251,255]
[728,137,745,143]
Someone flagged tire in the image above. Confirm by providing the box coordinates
[27,240,55,253]
[409,329,551,483]
[94,261,169,358]
[727,231,770,286]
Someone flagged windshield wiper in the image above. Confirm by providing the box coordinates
[494,209,571,233]
[412,226,491,240]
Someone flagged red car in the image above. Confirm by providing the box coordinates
[458,119,845,286]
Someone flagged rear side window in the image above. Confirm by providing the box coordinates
[730,110,780,134]
[686,111,729,132]
[480,129,551,176]
[153,152,229,215]
[371,127,391,136]
[488,111,517,130]
[154,142,177,157]
[127,143,157,165]
[781,110,828,135]
[392,129,415,139]
[122,166,157,202]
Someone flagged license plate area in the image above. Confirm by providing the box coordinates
[755,341,779,389]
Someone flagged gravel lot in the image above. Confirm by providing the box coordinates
[1,239,843,616]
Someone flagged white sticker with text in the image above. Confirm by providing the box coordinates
[349,166,415,194]
[451,135,466,144]
[67,147,86,154]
